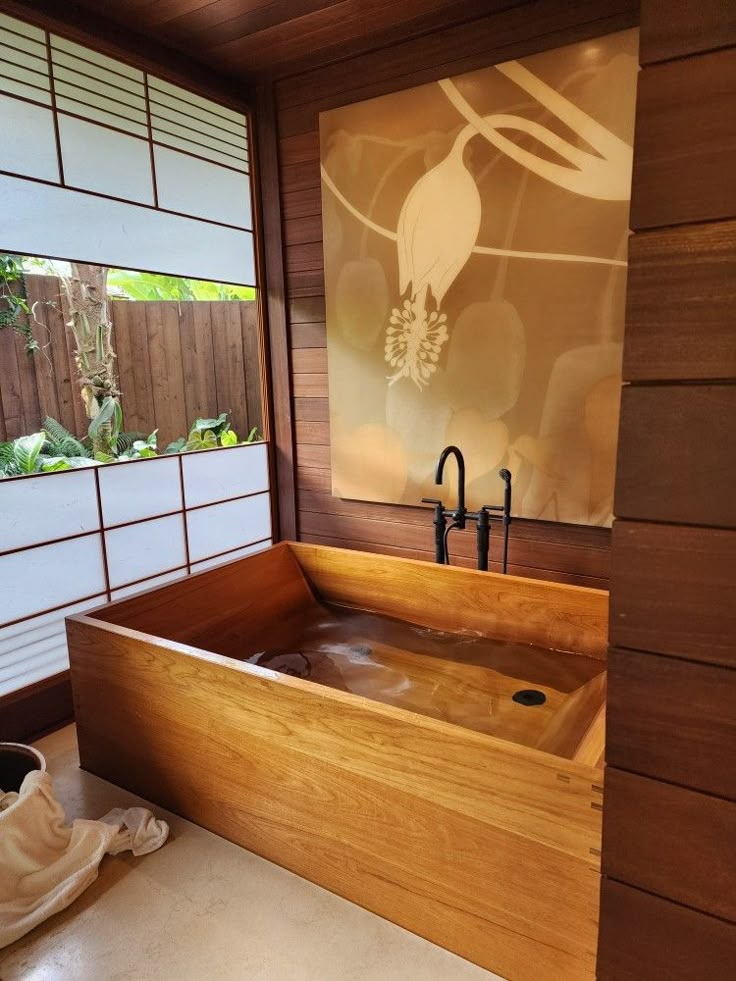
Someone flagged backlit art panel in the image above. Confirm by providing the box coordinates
[320,29,638,526]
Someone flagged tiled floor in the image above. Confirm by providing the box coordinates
[0,726,502,980]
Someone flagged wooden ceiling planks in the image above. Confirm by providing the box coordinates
[44,0,513,79]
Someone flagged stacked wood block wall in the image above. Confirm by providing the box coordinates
[263,0,641,587]
[597,3,736,977]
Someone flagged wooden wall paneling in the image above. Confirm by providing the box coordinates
[290,322,326,348]
[298,509,611,582]
[293,397,328,421]
[288,296,325,324]
[631,48,736,229]
[299,532,609,588]
[274,0,638,116]
[615,385,736,527]
[597,879,736,981]
[602,768,736,920]
[610,521,736,667]
[607,647,736,798]
[639,0,736,64]
[271,1,643,580]
[253,83,297,539]
[0,671,73,743]
[623,221,736,382]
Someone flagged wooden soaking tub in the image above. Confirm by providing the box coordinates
[67,542,607,981]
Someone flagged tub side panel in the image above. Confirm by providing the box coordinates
[68,617,601,981]
[290,542,609,658]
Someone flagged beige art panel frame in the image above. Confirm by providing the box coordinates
[320,29,639,527]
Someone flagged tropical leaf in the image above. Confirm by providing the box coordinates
[191,413,229,436]
[14,432,46,473]
[220,429,238,447]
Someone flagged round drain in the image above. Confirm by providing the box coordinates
[512,689,546,706]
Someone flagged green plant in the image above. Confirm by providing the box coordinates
[164,412,253,454]
[0,254,39,356]
[108,270,256,302]
[42,416,89,459]
[115,429,158,462]
[0,431,95,477]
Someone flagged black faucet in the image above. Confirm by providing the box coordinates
[422,445,512,572]
[435,445,466,528]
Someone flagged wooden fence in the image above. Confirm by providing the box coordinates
[0,275,262,450]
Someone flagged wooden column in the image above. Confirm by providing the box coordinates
[597,4,736,977]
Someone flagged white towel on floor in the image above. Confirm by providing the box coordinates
[0,769,168,948]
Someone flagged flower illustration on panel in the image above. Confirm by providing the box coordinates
[385,129,481,389]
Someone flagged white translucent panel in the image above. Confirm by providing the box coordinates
[0,174,256,284]
[191,539,271,573]
[154,146,251,227]
[51,47,145,98]
[152,122,247,165]
[0,95,58,181]
[0,469,99,554]
[0,52,50,103]
[0,534,106,627]
[0,75,51,105]
[186,492,271,563]
[0,29,49,60]
[152,129,247,172]
[98,457,182,528]
[59,115,154,204]
[51,59,145,100]
[55,76,147,127]
[104,514,187,589]
[149,75,245,127]
[150,97,247,148]
[111,568,186,601]
[183,443,269,509]
[0,12,45,42]
[55,97,148,138]
[50,35,144,83]
[0,595,106,696]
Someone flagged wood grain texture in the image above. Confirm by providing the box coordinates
[0,0,249,107]
[0,670,73,742]
[0,283,261,447]
[623,222,736,382]
[598,879,736,981]
[615,384,736,528]
[265,3,637,582]
[607,647,736,799]
[291,542,609,658]
[601,3,736,974]
[274,0,638,113]
[631,49,736,229]
[69,542,607,980]
[253,83,296,538]
[602,768,736,920]
[610,521,736,667]
[640,0,736,63]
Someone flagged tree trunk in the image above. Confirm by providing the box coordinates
[60,263,119,451]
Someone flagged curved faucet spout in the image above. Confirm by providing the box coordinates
[435,445,466,517]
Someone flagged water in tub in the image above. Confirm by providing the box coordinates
[244,603,604,751]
